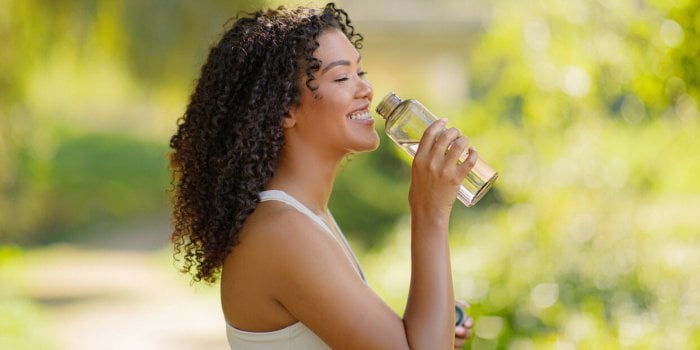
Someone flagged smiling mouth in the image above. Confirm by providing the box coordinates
[347,110,372,120]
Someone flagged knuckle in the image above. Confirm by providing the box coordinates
[426,123,439,134]
[442,166,458,180]
[469,152,479,165]
[452,138,468,152]
[428,120,445,132]
[457,136,468,146]
[444,128,459,139]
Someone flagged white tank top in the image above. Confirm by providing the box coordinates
[226,190,365,349]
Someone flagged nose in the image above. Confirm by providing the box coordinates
[356,76,373,102]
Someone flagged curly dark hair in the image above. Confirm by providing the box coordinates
[169,3,363,283]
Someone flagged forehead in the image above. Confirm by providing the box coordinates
[314,29,359,62]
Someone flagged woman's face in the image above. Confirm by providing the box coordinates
[287,28,379,157]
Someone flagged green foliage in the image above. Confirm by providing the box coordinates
[0,0,266,243]
[2,129,171,244]
[331,132,411,249]
[1,0,699,348]
[361,0,700,349]
[121,0,267,85]
[0,246,55,350]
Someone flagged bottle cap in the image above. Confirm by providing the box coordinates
[375,92,402,119]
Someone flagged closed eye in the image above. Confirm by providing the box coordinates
[333,71,368,82]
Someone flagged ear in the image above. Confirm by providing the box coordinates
[283,109,297,129]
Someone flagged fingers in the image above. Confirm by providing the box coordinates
[455,300,474,345]
[457,146,478,176]
[433,127,463,156]
[463,316,474,331]
[437,130,476,185]
[410,119,478,211]
[416,118,448,160]
[454,318,474,343]
[454,326,468,349]
[444,135,468,164]
[417,120,475,167]
[456,300,470,309]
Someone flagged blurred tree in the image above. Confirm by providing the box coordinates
[0,0,449,246]
[0,0,698,348]
[0,0,266,243]
[330,133,411,249]
[442,0,700,348]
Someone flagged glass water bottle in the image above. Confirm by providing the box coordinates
[376,92,498,207]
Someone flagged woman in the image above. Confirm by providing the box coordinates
[170,3,474,349]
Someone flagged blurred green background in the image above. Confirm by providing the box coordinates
[1,0,699,349]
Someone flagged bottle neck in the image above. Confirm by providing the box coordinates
[376,92,403,119]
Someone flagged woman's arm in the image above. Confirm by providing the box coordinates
[403,119,477,349]
[262,120,476,349]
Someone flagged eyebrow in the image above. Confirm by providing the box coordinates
[320,56,362,74]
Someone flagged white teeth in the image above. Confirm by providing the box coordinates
[348,111,372,120]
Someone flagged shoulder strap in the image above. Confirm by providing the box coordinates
[259,190,366,282]
[259,190,334,236]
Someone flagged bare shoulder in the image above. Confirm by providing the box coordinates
[238,200,328,248]
[221,200,336,328]
[225,200,344,282]
[225,201,410,348]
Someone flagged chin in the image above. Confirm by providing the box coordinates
[354,138,380,154]
[345,131,380,154]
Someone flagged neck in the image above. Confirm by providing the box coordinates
[265,142,343,214]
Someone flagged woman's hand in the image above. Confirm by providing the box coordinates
[409,119,478,217]
[454,301,474,349]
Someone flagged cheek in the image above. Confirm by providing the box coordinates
[312,96,345,118]
[301,83,354,118]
